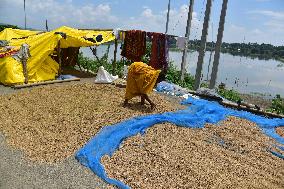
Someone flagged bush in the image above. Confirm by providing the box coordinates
[0,24,19,32]
[77,50,126,77]
[267,94,284,115]
[217,88,242,103]
[165,63,195,90]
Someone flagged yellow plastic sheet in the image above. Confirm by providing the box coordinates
[125,62,161,100]
[0,28,40,41]
[0,26,115,85]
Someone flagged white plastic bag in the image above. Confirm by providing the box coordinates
[95,66,118,84]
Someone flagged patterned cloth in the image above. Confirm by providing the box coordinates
[125,62,161,100]
[121,30,146,62]
[0,48,19,58]
[147,32,169,71]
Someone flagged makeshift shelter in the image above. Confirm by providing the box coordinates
[0,26,115,85]
[0,28,40,41]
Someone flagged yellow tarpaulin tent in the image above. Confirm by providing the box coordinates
[0,28,40,41]
[0,26,115,85]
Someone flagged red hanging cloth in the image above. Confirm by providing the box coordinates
[121,30,146,62]
[147,32,169,71]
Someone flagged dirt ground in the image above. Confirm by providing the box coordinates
[0,133,108,189]
[102,117,284,189]
[239,93,272,110]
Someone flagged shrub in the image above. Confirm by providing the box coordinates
[267,94,284,114]
[217,88,242,103]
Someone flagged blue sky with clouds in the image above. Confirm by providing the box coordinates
[1,0,284,45]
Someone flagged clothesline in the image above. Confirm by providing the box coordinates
[117,29,181,38]
[79,28,181,38]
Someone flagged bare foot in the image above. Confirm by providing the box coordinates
[123,101,129,108]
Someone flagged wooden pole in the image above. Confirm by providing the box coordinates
[45,19,49,31]
[22,56,28,84]
[180,0,195,81]
[57,41,62,76]
[112,38,118,75]
[13,78,80,89]
[24,0,27,29]
[194,0,212,90]
[165,0,171,34]
[206,22,214,81]
[209,0,229,89]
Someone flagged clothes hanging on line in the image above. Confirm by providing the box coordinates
[176,36,187,50]
[147,32,169,72]
[121,30,146,62]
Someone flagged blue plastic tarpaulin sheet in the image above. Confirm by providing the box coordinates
[76,97,284,189]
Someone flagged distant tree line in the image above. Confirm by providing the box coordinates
[169,39,284,62]
[0,24,19,32]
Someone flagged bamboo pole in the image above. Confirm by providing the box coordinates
[165,0,171,34]
[112,38,118,75]
[209,0,229,89]
[180,0,195,81]
[194,0,212,90]
[13,78,80,89]
[22,56,28,84]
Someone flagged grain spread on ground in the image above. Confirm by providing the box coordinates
[0,83,183,163]
[276,127,284,138]
[102,117,284,189]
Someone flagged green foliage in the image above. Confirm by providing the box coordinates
[141,42,152,64]
[77,49,125,77]
[267,94,284,115]
[217,88,242,103]
[165,63,195,90]
[0,24,19,32]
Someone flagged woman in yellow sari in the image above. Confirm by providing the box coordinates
[124,62,161,109]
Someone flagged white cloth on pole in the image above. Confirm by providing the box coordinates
[122,65,129,79]
[113,28,120,39]
[95,66,118,83]
[13,43,31,62]
[176,37,187,50]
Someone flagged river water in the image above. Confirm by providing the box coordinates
[81,46,284,97]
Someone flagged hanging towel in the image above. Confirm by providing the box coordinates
[147,32,169,72]
[121,30,146,62]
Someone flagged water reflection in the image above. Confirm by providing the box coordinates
[81,46,284,96]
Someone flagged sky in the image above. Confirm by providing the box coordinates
[1,0,284,46]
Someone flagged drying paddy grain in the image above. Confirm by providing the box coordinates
[102,117,284,189]
[0,83,183,163]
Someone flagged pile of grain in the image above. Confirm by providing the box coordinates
[276,127,284,137]
[0,83,183,163]
[102,117,284,189]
